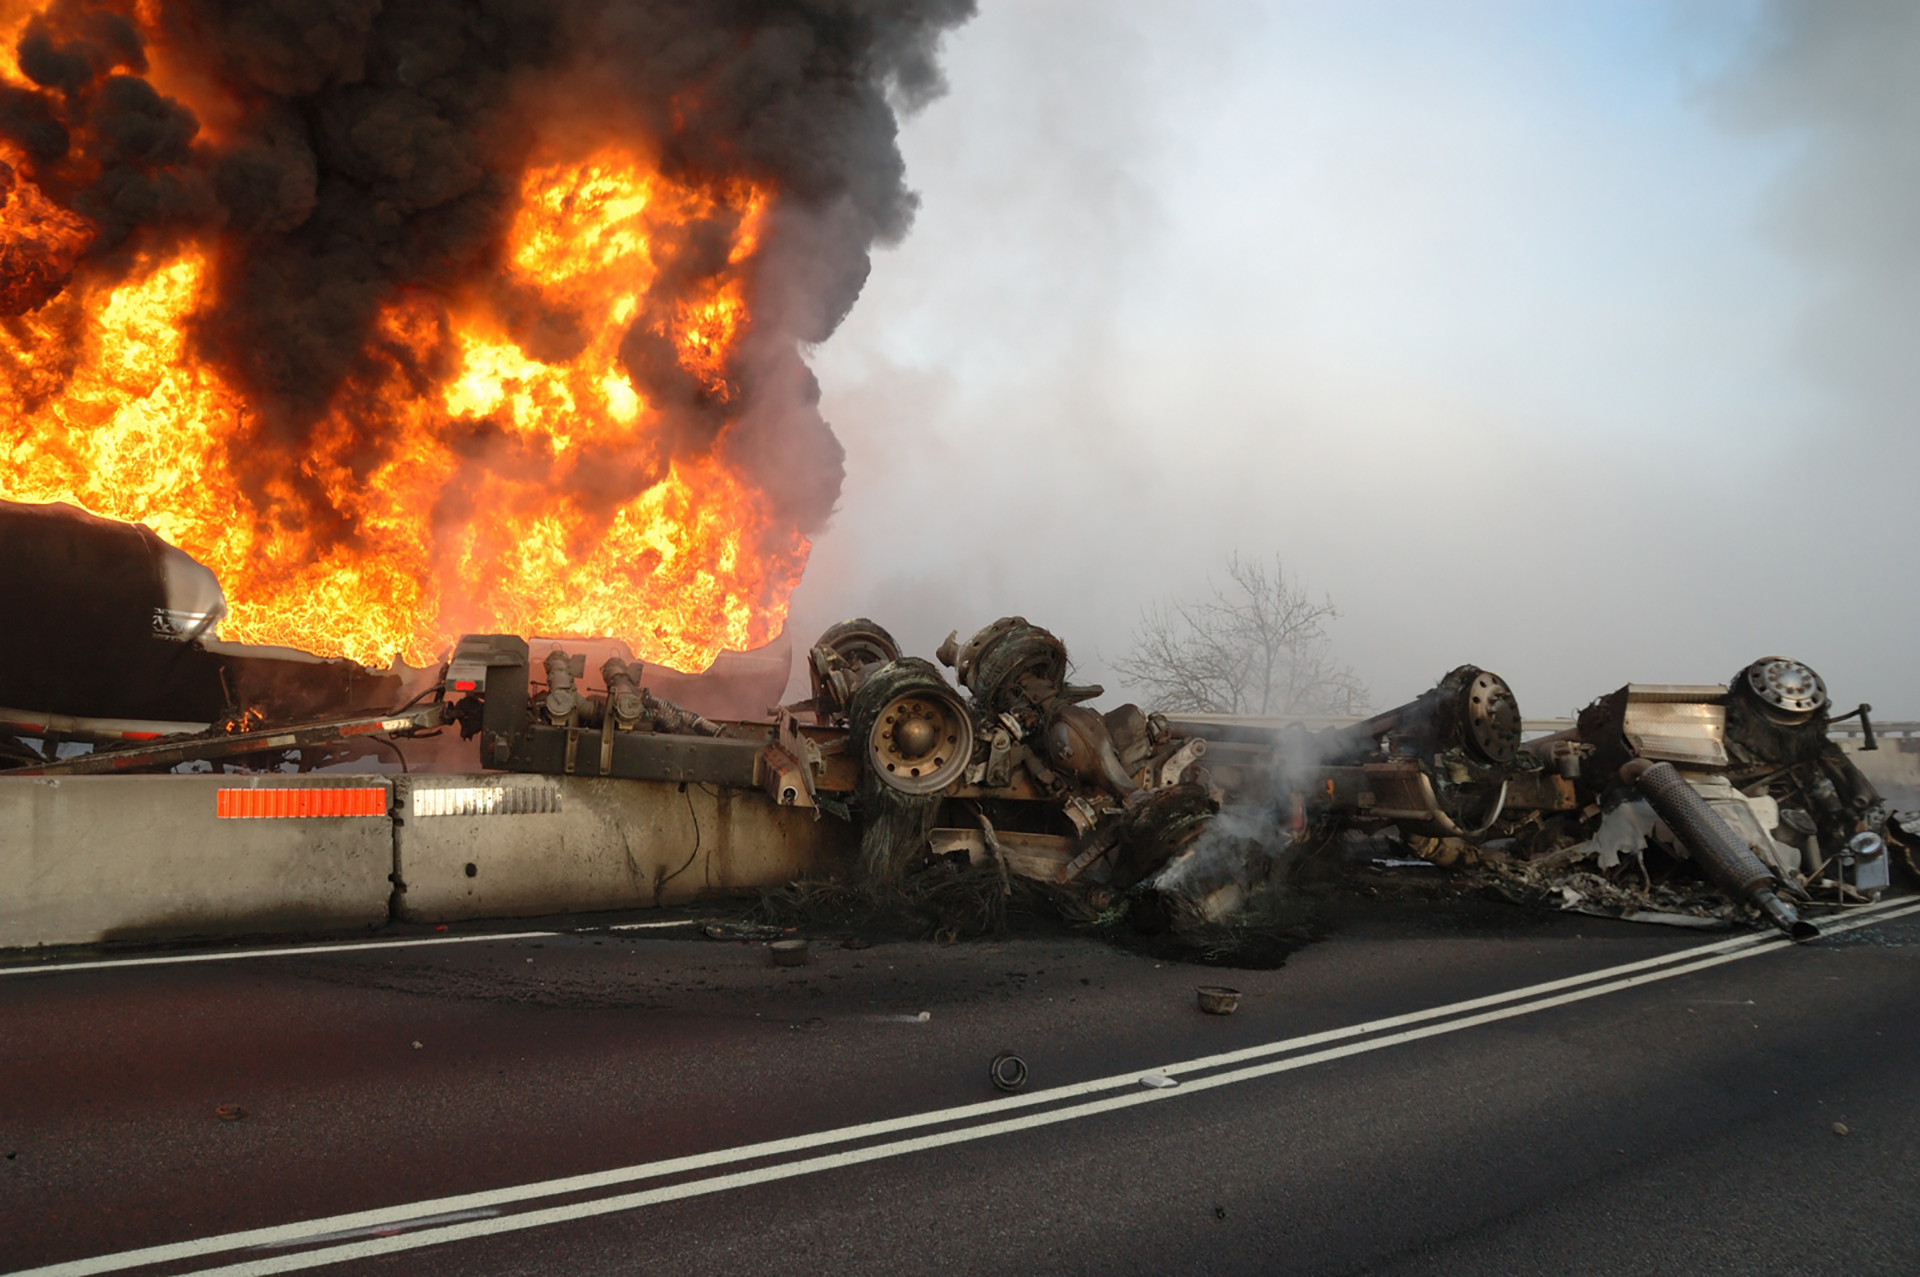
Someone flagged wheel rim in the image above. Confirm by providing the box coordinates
[866,688,972,795]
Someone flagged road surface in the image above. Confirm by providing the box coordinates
[4,894,1918,1275]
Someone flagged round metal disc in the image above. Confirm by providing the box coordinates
[866,689,973,795]
[1463,670,1521,764]
[1744,657,1828,717]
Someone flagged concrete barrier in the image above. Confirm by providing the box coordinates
[0,775,394,949]
[392,774,853,923]
[1837,737,1920,808]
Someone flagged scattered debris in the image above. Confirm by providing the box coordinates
[1196,986,1241,1015]
[989,1053,1029,1092]
[1156,654,1912,945]
[703,922,790,942]
[1139,1074,1179,1089]
[769,939,808,967]
[214,1105,245,1122]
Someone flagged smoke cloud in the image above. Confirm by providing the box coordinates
[789,2,1920,718]
[1717,0,1920,435]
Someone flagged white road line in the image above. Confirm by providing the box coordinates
[121,897,1920,1277]
[16,896,1915,1277]
[0,918,710,978]
[0,932,561,977]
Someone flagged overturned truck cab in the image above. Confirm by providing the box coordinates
[440,622,1911,941]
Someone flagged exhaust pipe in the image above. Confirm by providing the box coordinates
[1623,759,1818,941]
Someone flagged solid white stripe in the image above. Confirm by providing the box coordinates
[143,896,1920,1277]
[0,931,561,977]
[1,917,710,979]
[14,895,1914,1277]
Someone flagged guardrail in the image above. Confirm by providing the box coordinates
[1830,721,1920,739]
[1165,712,1919,742]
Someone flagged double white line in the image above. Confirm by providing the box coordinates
[17,897,1920,1277]
[0,919,701,980]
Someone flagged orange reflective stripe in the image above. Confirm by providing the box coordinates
[216,788,387,818]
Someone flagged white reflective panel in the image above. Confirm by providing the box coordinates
[412,783,562,817]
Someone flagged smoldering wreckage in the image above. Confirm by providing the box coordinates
[3,499,1916,956]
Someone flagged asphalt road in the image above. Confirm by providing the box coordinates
[4,894,1918,1276]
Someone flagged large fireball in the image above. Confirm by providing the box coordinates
[0,0,956,672]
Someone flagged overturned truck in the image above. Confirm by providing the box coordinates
[434,621,1912,939]
[2,516,1909,940]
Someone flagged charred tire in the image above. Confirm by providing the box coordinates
[849,658,974,796]
[809,619,905,722]
[1113,783,1219,888]
[1737,656,1828,721]
[814,618,901,670]
[958,618,1067,718]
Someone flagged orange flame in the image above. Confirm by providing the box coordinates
[0,138,808,672]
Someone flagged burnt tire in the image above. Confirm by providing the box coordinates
[814,618,901,669]
[957,618,1067,719]
[848,658,975,797]
[1113,783,1219,888]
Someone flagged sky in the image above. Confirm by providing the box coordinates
[782,0,1919,721]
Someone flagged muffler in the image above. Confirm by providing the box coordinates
[1624,759,1818,940]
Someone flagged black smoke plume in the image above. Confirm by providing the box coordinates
[1,0,972,551]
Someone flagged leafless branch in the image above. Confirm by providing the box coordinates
[1112,553,1371,716]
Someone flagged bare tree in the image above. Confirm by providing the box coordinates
[1112,554,1370,715]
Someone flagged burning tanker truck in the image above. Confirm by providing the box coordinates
[0,501,1908,941]
[0,494,1910,940]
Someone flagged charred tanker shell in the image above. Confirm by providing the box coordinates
[0,498,399,729]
